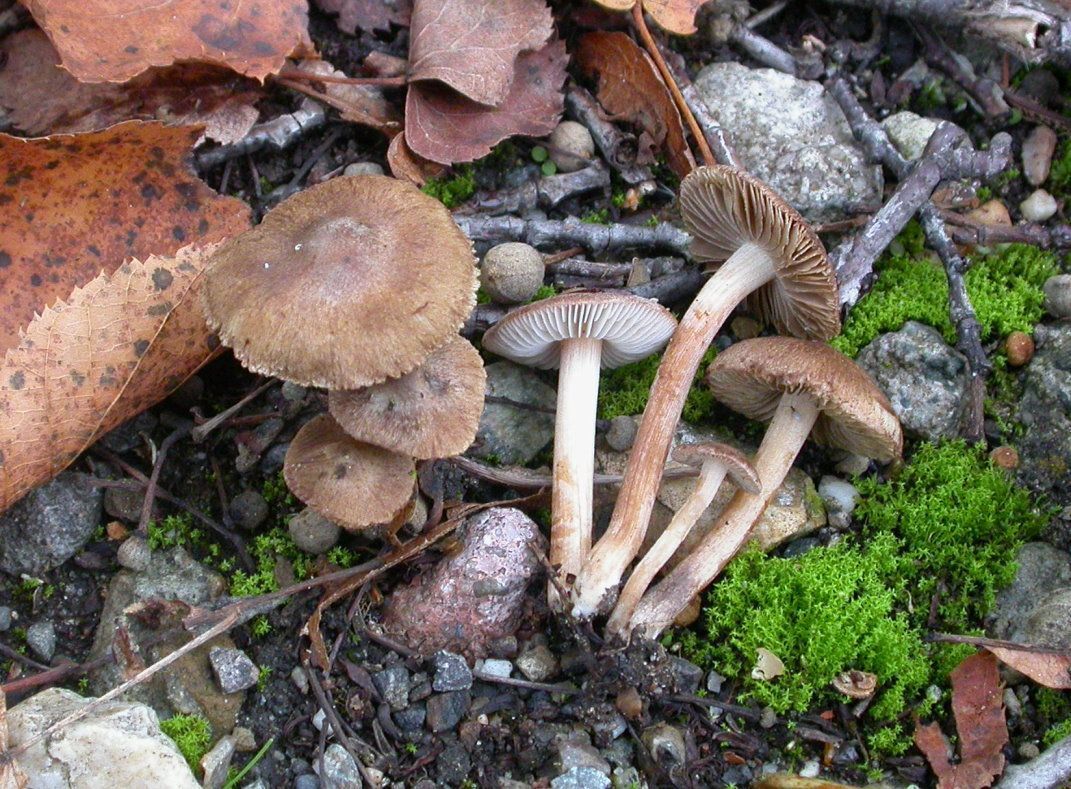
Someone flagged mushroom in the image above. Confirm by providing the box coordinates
[574,165,840,618]
[284,413,416,531]
[627,337,902,638]
[203,174,477,389]
[329,335,486,460]
[482,290,677,601]
[605,442,758,636]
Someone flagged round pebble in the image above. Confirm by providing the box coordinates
[117,535,151,571]
[606,416,638,452]
[1023,125,1058,186]
[1005,331,1035,367]
[990,446,1020,470]
[26,621,56,662]
[1043,274,1071,318]
[229,490,269,531]
[480,243,545,304]
[0,607,12,632]
[1019,742,1041,761]
[615,686,644,720]
[343,162,385,177]
[288,508,341,554]
[799,760,821,779]
[547,121,595,173]
[1020,189,1058,222]
[966,199,1011,227]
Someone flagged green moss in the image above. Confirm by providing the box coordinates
[832,241,1058,357]
[229,527,312,597]
[581,208,611,225]
[147,514,199,551]
[598,347,717,423]
[421,166,476,209]
[261,472,293,509]
[528,284,558,302]
[1049,139,1071,197]
[161,714,211,773]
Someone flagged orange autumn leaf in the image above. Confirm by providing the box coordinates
[590,0,710,35]
[21,0,313,83]
[0,245,223,512]
[0,121,251,354]
[985,645,1071,690]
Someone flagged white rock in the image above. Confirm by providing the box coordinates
[478,658,513,679]
[1021,189,1058,222]
[343,162,384,177]
[881,111,938,161]
[818,476,859,529]
[7,687,199,788]
[1023,126,1058,186]
[799,759,821,779]
[1044,274,1071,319]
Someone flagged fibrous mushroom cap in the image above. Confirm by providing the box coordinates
[203,174,477,389]
[328,335,486,460]
[706,337,902,461]
[679,165,841,341]
[672,442,760,495]
[283,414,415,531]
[481,290,677,369]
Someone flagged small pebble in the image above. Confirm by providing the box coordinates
[818,476,859,529]
[551,767,610,789]
[311,708,326,732]
[480,243,545,304]
[1005,331,1035,367]
[641,723,686,765]
[291,665,310,694]
[294,774,320,789]
[26,621,56,662]
[1020,189,1058,222]
[343,161,385,177]
[990,446,1020,470]
[372,665,411,710]
[231,726,257,752]
[1023,126,1058,186]
[614,687,643,720]
[478,658,513,679]
[201,735,235,789]
[1020,69,1061,106]
[516,643,559,682]
[425,690,470,732]
[116,535,151,571]
[799,759,821,779]
[316,743,362,788]
[1043,274,1071,319]
[103,486,144,523]
[229,490,269,531]
[209,647,260,694]
[706,670,725,694]
[966,199,1012,227]
[432,651,473,692]
[548,121,595,173]
[1019,742,1041,761]
[1003,687,1022,719]
[0,607,12,632]
[834,453,871,477]
[605,416,638,452]
[288,508,341,555]
[759,706,777,729]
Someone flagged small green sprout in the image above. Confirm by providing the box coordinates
[161,715,212,772]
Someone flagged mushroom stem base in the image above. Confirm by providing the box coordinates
[628,392,819,638]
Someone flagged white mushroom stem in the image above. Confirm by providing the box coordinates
[574,243,777,616]
[628,392,820,638]
[550,336,603,602]
[605,457,729,637]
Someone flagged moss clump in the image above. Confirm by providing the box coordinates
[528,284,558,302]
[679,534,929,722]
[229,527,313,597]
[856,441,1048,635]
[161,714,211,772]
[581,208,610,224]
[832,241,1057,357]
[1049,139,1071,197]
[421,166,476,209]
[598,347,717,424]
[147,514,200,551]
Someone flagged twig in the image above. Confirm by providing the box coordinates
[137,424,191,534]
[943,213,1071,248]
[916,26,1009,116]
[731,26,798,74]
[195,102,326,170]
[449,455,699,489]
[0,642,50,672]
[266,126,345,204]
[191,379,275,442]
[926,632,1071,655]
[459,163,613,215]
[565,87,655,186]
[455,215,692,257]
[471,668,580,694]
[304,660,380,785]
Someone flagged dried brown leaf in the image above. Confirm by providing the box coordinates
[0,245,222,513]
[915,651,1008,789]
[387,132,445,185]
[0,121,251,354]
[0,30,261,143]
[408,0,553,106]
[985,645,1071,690]
[292,60,401,135]
[405,40,567,164]
[590,0,709,35]
[315,0,411,33]
[575,31,694,178]
[22,0,313,83]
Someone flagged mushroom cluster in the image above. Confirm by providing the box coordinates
[203,175,482,532]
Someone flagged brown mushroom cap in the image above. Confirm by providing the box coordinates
[706,337,902,461]
[679,165,840,341]
[283,413,415,531]
[672,442,760,495]
[203,175,477,389]
[328,335,486,460]
[482,290,677,369]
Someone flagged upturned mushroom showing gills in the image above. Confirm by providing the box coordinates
[627,338,902,638]
[482,291,677,603]
[605,442,758,637]
[574,166,840,618]
[329,335,486,460]
[203,174,477,390]
[284,413,416,531]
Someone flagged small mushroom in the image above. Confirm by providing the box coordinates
[576,166,839,618]
[283,414,415,531]
[203,175,477,389]
[605,442,758,636]
[482,291,677,602]
[328,335,486,459]
[628,338,901,638]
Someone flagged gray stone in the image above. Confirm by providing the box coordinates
[558,738,611,775]
[26,621,56,662]
[551,767,611,789]
[393,705,426,731]
[437,742,472,785]
[425,690,470,732]
[881,111,938,161]
[229,491,269,531]
[1018,324,1071,505]
[432,651,473,692]
[317,743,362,788]
[1044,274,1071,319]
[1023,125,1058,186]
[201,735,236,789]
[990,543,1071,638]
[605,416,638,452]
[799,759,821,779]
[371,666,411,710]
[117,535,151,571]
[472,362,555,465]
[0,606,11,631]
[670,656,703,694]
[516,643,559,682]
[383,508,545,658]
[706,671,725,693]
[291,666,310,694]
[642,723,686,766]
[1021,189,1058,222]
[0,471,103,575]
[479,658,513,679]
[288,508,341,555]
[818,476,859,529]
[295,775,321,789]
[1011,589,1071,649]
[209,647,260,694]
[99,411,157,453]
[104,485,144,522]
[8,687,198,787]
[693,62,882,222]
[857,321,969,441]
[344,161,384,177]
[231,726,256,752]
[610,767,642,789]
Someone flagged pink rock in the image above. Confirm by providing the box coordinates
[383,507,545,659]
